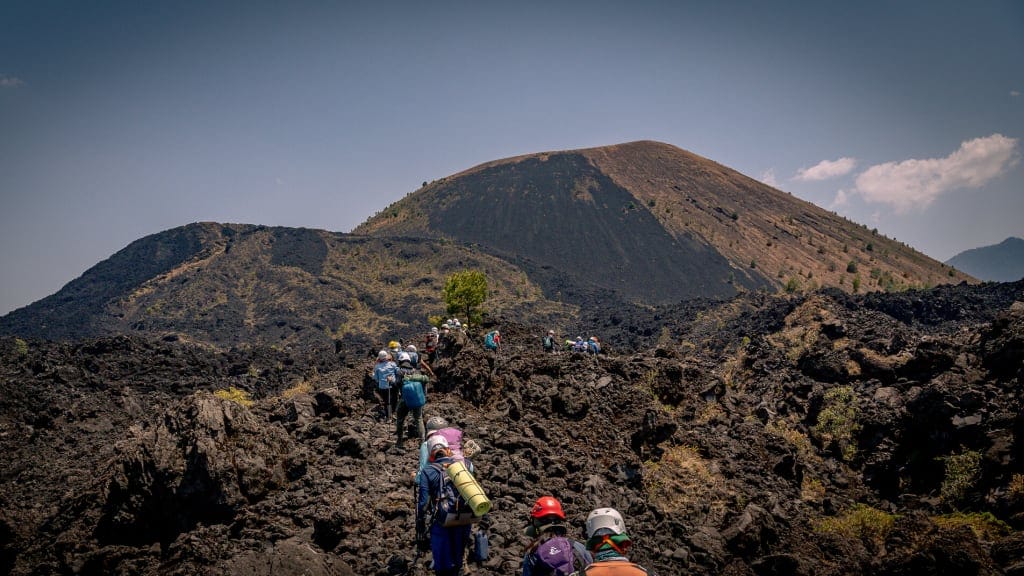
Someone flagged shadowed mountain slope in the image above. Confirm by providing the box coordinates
[0,223,571,347]
[356,141,972,303]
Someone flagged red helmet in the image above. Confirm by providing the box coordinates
[530,496,565,520]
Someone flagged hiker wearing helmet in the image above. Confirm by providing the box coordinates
[417,435,478,576]
[426,326,440,362]
[388,340,402,360]
[394,352,427,449]
[406,343,420,368]
[373,350,398,420]
[581,508,650,574]
[522,496,592,575]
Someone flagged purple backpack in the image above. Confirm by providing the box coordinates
[534,536,577,576]
[434,428,463,460]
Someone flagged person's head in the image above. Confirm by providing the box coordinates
[426,416,448,432]
[426,435,450,461]
[548,330,554,335]
[406,344,417,353]
[388,340,400,350]
[585,508,631,554]
[525,496,566,537]
[577,336,583,341]
[431,326,439,334]
[377,350,390,362]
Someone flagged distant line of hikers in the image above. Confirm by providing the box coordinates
[370,323,639,575]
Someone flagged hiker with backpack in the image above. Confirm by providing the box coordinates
[406,344,421,368]
[572,337,587,354]
[388,340,403,360]
[395,352,428,449]
[580,508,651,575]
[484,329,501,351]
[417,435,480,576]
[522,496,593,576]
[426,326,440,362]
[417,417,464,480]
[373,350,398,420]
[438,324,454,359]
[542,330,557,354]
[587,336,601,355]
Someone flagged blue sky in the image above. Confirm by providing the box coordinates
[2,0,1022,315]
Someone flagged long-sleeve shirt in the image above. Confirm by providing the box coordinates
[373,360,397,390]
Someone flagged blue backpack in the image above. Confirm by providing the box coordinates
[484,331,498,350]
[401,378,426,408]
[533,536,579,576]
[430,462,476,527]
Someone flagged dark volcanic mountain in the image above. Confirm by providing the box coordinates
[947,237,1024,282]
[356,141,972,304]
[0,141,974,349]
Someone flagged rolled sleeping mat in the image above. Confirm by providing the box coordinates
[445,460,491,517]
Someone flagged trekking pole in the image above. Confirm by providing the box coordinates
[387,387,393,420]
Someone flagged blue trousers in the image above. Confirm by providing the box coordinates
[430,522,471,575]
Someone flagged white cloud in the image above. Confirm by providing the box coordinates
[759,168,779,187]
[854,133,1020,213]
[0,74,25,88]
[831,189,851,208]
[794,157,858,181]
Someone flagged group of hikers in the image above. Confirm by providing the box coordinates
[542,331,602,355]
[417,417,651,575]
[371,323,643,575]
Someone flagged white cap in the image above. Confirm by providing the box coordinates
[398,352,411,363]
[406,344,417,352]
[377,350,390,361]
[426,435,449,456]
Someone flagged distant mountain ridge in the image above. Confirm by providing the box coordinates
[946,237,1024,282]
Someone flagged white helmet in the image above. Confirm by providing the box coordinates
[377,350,390,361]
[426,435,449,457]
[398,352,411,364]
[586,508,626,538]
[426,416,448,431]
[406,344,417,352]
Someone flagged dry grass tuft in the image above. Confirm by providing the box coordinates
[214,387,254,408]
[643,445,727,518]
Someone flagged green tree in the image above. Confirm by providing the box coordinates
[443,269,488,328]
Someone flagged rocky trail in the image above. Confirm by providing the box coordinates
[2,281,1024,575]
